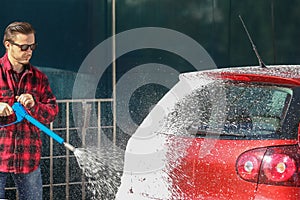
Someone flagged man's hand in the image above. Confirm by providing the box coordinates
[16,94,35,109]
[0,102,13,116]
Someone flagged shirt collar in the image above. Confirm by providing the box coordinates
[2,53,32,74]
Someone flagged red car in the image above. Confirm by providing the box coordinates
[164,65,300,199]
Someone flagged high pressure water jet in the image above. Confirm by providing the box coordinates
[11,102,76,152]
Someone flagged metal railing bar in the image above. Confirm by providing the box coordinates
[41,155,75,159]
[6,181,89,190]
[51,126,114,131]
[65,102,70,200]
[56,99,113,103]
[98,101,101,148]
[49,123,54,200]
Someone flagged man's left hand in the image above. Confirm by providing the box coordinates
[16,94,35,109]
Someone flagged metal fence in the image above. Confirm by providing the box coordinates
[5,98,115,200]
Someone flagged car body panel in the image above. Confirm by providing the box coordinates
[168,137,298,199]
[255,184,300,199]
[166,66,300,199]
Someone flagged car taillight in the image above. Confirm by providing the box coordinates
[263,153,296,182]
[236,145,300,186]
[236,148,266,182]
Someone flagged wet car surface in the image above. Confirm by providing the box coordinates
[165,65,300,199]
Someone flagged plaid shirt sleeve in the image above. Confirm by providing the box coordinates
[27,69,58,124]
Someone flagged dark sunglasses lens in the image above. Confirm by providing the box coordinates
[20,45,30,51]
[20,44,37,51]
[30,44,37,50]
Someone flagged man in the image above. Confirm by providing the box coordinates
[0,22,58,199]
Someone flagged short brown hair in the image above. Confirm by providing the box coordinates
[3,21,35,44]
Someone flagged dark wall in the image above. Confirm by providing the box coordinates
[116,0,300,68]
[1,0,300,115]
[1,1,299,73]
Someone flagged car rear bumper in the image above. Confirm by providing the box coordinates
[255,184,300,199]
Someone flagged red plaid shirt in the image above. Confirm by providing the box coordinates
[0,53,58,173]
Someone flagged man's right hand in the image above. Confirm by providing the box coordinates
[0,102,13,116]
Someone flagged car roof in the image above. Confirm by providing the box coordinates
[180,65,300,86]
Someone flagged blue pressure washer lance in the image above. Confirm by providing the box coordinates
[11,102,76,152]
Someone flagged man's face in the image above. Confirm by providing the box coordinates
[5,33,35,65]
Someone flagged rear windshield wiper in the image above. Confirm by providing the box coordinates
[196,130,246,137]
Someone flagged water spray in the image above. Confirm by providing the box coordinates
[12,102,76,152]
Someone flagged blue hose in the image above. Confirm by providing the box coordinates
[12,102,75,151]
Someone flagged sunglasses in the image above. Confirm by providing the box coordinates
[9,41,37,51]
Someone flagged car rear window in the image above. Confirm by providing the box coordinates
[165,81,292,139]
